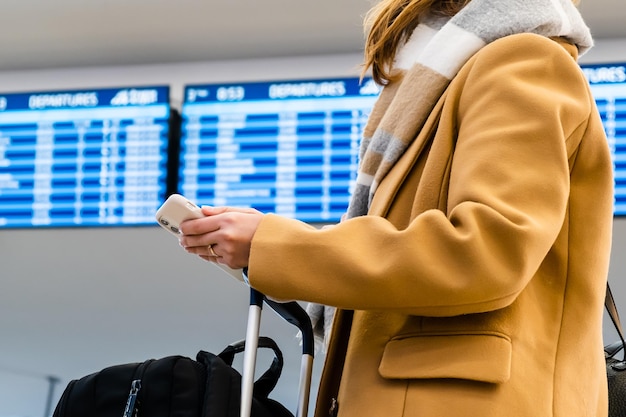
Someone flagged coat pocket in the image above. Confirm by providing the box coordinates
[379,332,512,384]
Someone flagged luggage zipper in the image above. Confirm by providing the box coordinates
[122,379,142,417]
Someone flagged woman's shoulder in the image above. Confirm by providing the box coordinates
[452,32,596,132]
[460,32,589,92]
[476,33,580,69]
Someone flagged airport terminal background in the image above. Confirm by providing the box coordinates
[1,19,626,417]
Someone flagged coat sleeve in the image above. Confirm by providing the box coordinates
[247,34,596,316]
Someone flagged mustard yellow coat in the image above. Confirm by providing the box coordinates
[248,33,614,417]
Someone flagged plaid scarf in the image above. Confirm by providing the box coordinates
[309,0,593,351]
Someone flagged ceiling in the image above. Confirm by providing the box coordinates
[0,0,623,73]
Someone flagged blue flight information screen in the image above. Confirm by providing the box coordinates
[582,63,626,215]
[179,77,380,222]
[0,86,173,228]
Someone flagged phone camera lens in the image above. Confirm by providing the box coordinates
[170,226,180,234]
[160,218,169,226]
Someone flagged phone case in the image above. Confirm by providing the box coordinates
[155,194,203,236]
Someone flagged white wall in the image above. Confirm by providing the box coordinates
[2,37,626,417]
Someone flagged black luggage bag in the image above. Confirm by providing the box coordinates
[52,289,314,417]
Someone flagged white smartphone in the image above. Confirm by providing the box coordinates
[155,193,203,237]
[155,194,245,282]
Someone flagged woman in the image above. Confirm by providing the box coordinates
[179,0,614,415]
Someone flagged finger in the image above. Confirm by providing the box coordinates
[199,206,227,216]
[199,255,219,263]
[200,206,260,216]
[188,243,220,259]
[179,236,209,252]
[179,216,219,236]
[179,234,203,249]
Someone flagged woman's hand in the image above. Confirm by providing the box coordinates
[178,206,264,269]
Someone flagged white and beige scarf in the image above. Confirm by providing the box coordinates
[308,0,593,351]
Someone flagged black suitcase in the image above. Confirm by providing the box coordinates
[52,288,315,417]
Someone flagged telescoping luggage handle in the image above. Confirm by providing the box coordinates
[241,288,315,417]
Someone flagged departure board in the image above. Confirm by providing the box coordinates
[582,63,626,215]
[179,77,380,222]
[0,86,175,228]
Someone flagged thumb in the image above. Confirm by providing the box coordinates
[200,205,227,216]
[201,205,261,216]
